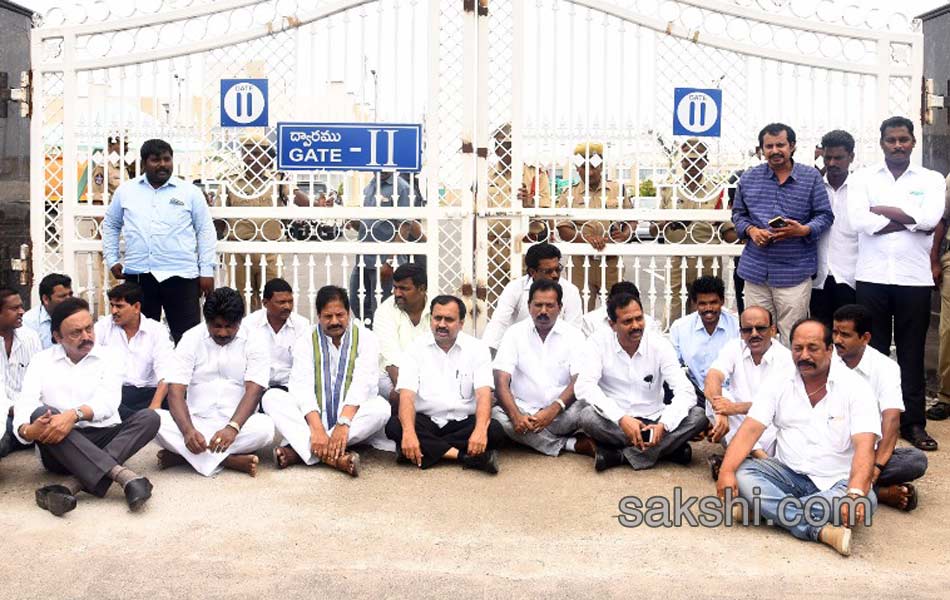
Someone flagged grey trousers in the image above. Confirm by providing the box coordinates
[876,446,928,488]
[492,402,584,457]
[577,402,709,470]
[31,406,160,497]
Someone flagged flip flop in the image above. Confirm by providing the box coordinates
[900,483,918,512]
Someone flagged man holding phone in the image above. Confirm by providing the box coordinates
[732,123,834,343]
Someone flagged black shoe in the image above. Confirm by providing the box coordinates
[926,401,950,421]
[461,449,499,474]
[35,484,77,517]
[668,443,693,465]
[594,446,625,472]
[902,425,938,452]
[0,432,12,458]
[123,477,153,511]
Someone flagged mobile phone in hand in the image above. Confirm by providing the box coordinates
[768,216,788,228]
[641,427,653,444]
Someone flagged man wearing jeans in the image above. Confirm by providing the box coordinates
[717,319,880,556]
[732,123,834,342]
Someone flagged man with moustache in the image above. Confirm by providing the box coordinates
[810,130,859,326]
[718,320,880,556]
[832,304,927,511]
[492,279,593,456]
[103,138,217,343]
[732,123,834,342]
[848,116,945,452]
[154,288,273,477]
[575,293,708,471]
[373,263,431,406]
[580,281,660,338]
[0,289,44,457]
[23,273,73,349]
[703,306,794,479]
[94,282,175,420]
[668,276,739,394]
[262,287,389,475]
[13,297,158,516]
[387,295,505,473]
[241,278,311,392]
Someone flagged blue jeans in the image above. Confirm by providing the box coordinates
[735,457,878,542]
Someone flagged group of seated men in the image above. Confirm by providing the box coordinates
[0,241,929,557]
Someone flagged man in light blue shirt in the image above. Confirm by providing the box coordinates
[103,139,216,343]
[668,275,740,394]
[23,273,73,349]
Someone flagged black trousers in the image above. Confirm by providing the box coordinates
[32,406,160,496]
[855,281,931,429]
[809,275,857,327]
[125,273,200,344]
[385,413,505,469]
[120,385,158,421]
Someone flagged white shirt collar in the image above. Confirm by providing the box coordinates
[51,342,106,365]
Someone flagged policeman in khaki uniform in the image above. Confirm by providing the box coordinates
[659,138,737,321]
[555,142,635,310]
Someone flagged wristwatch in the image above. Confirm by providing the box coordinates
[553,399,567,413]
[846,487,865,497]
[73,408,84,422]
[226,420,242,433]
[337,416,353,427]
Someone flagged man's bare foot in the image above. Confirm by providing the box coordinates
[573,434,596,457]
[328,452,360,477]
[223,454,259,477]
[878,483,917,511]
[157,449,187,470]
[273,446,301,470]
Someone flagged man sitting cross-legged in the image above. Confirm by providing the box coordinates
[12,297,158,516]
[386,295,505,473]
[492,279,593,457]
[833,304,928,512]
[262,286,390,476]
[155,288,274,477]
[574,292,709,471]
[717,319,881,556]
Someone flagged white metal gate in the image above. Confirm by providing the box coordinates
[29,0,923,328]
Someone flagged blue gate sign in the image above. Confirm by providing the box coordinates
[672,88,722,137]
[220,79,268,127]
[277,123,422,172]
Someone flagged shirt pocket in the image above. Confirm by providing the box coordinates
[458,371,475,398]
[154,202,192,235]
[825,410,852,453]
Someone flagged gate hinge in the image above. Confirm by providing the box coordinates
[0,71,32,119]
[922,78,949,126]
[464,0,489,15]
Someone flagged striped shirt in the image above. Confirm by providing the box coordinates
[732,162,834,287]
[0,327,43,415]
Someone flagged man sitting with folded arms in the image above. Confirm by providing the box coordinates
[155,288,273,477]
[13,297,158,516]
[832,304,928,512]
[703,306,793,479]
[387,295,505,473]
[717,319,880,556]
[262,286,390,476]
[94,282,175,420]
[575,292,708,471]
[493,279,593,456]
[580,281,659,338]
[241,278,311,392]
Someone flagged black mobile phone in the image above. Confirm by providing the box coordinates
[641,427,653,444]
[768,216,788,228]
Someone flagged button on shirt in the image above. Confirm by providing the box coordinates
[848,163,946,287]
[747,359,881,490]
[493,318,584,413]
[482,275,584,349]
[372,295,431,371]
[732,162,834,287]
[575,328,695,431]
[102,175,217,281]
[166,324,270,419]
[242,309,311,387]
[22,304,53,349]
[397,332,494,427]
[13,344,123,444]
[668,310,739,386]
[814,177,858,290]
[0,327,42,408]
[580,305,660,338]
[94,316,175,388]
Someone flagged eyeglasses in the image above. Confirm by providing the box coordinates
[536,264,564,278]
[739,325,770,335]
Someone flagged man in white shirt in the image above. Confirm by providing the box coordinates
[0,288,42,457]
[155,288,274,477]
[94,282,175,421]
[493,279,592,456]
[833,304,927,512]
[387,295,504,473]
[482,242,583,350]
[703,306,794,478]
[718,319,881,556]
[240,278,311,391]
[574,293,708,471]
[262,286,389,476]
[23,273,73,349]
[580,281,659,338]
[372,263,430,406]
[810,130,858,326]
[848,116,946,452]
[13,297,158,516]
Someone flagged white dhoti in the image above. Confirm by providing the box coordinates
[154,409,275,477]
[261,388,390,465]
